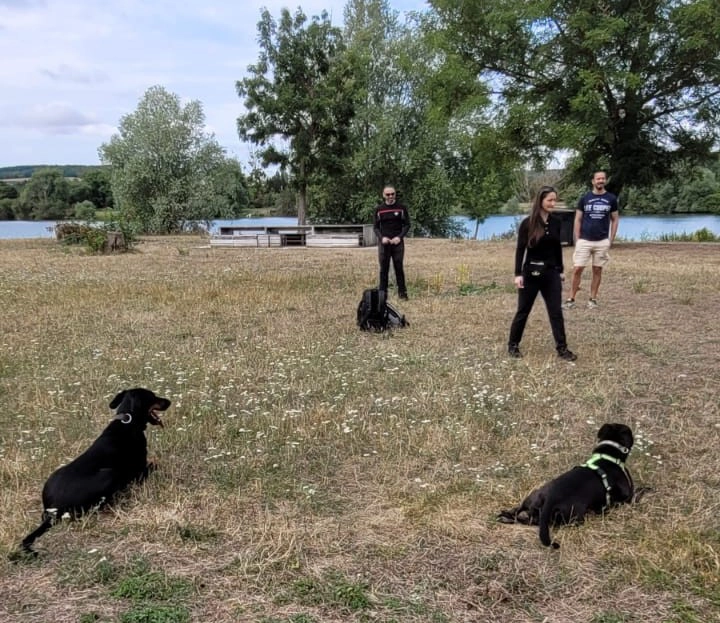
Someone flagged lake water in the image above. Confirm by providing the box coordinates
[1,214,720,241]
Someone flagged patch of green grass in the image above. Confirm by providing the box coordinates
[636,561,679,591]
[590,614,630,623]
[278,570,371,611]
[458,281,500,296]
[331,574,371,610]
[119,604,191,623]
[56,550,118,589]
[111,557,194,602]
[176,523,219,544]
[280,576,323,607]
[379,595,435,617]
[669,599,704,623]
[408,272,444,295]
[258,616,318,623]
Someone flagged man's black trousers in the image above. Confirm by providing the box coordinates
[378,240,407,296]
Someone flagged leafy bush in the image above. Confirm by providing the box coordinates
[658,228,719,242]
[55,222,95,245]
[55,221,136,253]
[0,197,16,220]
[74,200,97,220]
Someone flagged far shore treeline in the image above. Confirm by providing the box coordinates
[2,1,720,235]
[3,159,720,233]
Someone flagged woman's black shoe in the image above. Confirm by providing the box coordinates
[557,348,577,361]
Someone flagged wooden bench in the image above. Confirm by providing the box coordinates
[209,234,282,248]
[215,224,376,247]
[305,234,362,248]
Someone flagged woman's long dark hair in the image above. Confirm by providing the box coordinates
[527,186,557,247]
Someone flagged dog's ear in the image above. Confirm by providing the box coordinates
[109,390,127,410]
[619,425,634,449]
[597,423,611,440]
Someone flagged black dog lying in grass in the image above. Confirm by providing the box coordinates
[19,388,170,555]
[498,423,647,548]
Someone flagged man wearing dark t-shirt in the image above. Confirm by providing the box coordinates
[564,171,619,309]
[373,185,410,300]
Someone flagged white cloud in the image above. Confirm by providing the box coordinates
[0,0,427,167]
[40,64,110,84]
[7,102,114,137]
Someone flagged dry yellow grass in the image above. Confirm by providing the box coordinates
[0,236,719,623]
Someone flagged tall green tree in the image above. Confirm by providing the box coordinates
[236,8,355,225]
[419,17,521,233]
[210,158,251,217]
[308,0,518,235]
[0,181,20,220]
[99,86,233,233]
[18,168,70,219]
[81,168,114,210]
[309,0,464,235]
[0,181,19,200]
[305,0,409,225]
[429,0,720,194]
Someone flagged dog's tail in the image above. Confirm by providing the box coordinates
[20,511,56,555]
[538,497,560,549]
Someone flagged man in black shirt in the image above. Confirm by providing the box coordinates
[373,185,411,300]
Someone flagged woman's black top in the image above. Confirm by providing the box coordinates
[514,214,564,276]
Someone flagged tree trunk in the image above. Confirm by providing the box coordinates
[297,185,307,226]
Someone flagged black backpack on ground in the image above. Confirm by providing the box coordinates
[357,288,408,332]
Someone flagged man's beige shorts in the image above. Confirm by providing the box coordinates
[572,238,611,268]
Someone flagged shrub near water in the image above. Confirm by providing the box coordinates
[55,221,136,253]
[658,227,719,242]
[0,237,719,623]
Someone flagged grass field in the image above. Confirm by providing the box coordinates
[1,236,718,623]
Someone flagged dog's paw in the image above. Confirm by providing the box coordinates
[497,511,518,524]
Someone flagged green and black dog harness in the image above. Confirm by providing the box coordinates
[581,440,632,509]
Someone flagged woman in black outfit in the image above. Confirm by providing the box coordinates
[508,186,577,361]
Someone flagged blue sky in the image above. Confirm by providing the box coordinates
[0,0,427,168]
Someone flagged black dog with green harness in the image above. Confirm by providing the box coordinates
[498,423,644,548]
